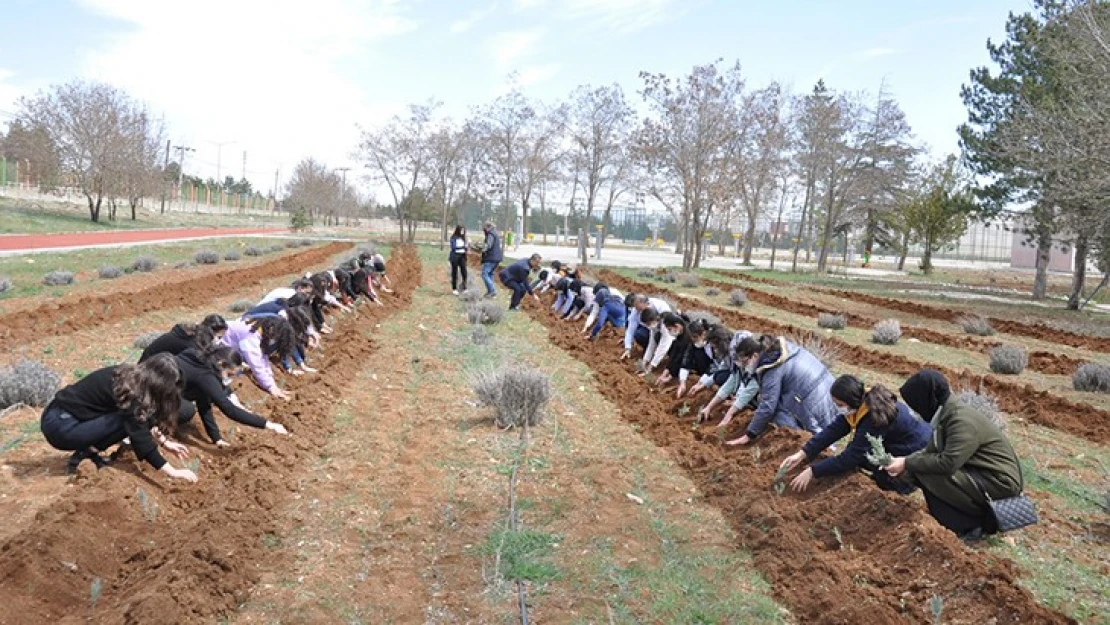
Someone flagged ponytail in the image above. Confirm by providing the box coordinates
[864,385,898,427]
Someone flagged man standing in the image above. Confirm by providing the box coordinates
[480,221,503,299]
[499,253,542,311]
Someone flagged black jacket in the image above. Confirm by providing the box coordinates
[175,349,268,443]
[499,258,533,290]
[140,325,197,362]
[46,367,166,469]
[481,230,503,264]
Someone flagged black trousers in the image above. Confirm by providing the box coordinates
[921,487,996,534]
[41,406,126,452]
[500,273,528,309]
[450,256,468,291]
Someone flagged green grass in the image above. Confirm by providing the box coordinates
[988,540,1110,623]
[0,197,285,234]
[0,237,300,300]
[482,528,562,584]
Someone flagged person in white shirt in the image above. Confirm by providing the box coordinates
[621,293,673,360]
[259,278,313,306]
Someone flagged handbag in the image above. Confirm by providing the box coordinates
[967,468,1038,532]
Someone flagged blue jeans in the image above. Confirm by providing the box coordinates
[482,262,499,295]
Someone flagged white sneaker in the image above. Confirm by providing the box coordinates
[452,290,459,295]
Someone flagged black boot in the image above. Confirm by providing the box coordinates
[66,450,91,474]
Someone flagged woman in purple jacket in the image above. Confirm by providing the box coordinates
[221,316,295,401]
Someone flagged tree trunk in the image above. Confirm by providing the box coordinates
[791,180,812,273]
[439,200,449,251]
[921,233,935,275]
[1033,231,1052,300]
[86,194,100,222]
[1081,271,1110,310]
[742,213,757,265]
[897,230,910,271]
[816,183,836,273]
[130,198,138,221]
[1067,233,1089,310]
[397,210,405,243]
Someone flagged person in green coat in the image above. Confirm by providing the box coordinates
[883,369,1023,539]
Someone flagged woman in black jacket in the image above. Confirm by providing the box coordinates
[139,314,228,362]
[449,225,469,294]
[40,353,197,481]
[175,346,289,448]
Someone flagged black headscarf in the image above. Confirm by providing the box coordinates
[899,369,951,422]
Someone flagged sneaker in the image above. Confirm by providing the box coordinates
[452,290,459,295]
[484,292,497,299]
[958,527,985,543]
[301,365,318,373]
[509,306,521,312]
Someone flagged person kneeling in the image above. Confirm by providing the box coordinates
[779,376,931,494]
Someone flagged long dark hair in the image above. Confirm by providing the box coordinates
[706,325,734,358]
[197,344,245,374]
[734,336,761,361]
[831,375,866,409]
[661,312,686,334]
[114,353,183,432]
[248,316,296,360]
[452,225,466,240]
[687,319,712,342]
[285,306,313,346]
[202,314,228,335]
[830,375,899,427]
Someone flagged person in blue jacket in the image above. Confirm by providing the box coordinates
[589,286,627,340]
[726,335,837,446]
[498,253,542,310]
[478,221,503,298]
[778,374,932,493]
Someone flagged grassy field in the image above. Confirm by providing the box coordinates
[0,196,287,234]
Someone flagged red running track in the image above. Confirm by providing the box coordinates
[0,227,288,251]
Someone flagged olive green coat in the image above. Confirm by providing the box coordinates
[903,398,1022,516]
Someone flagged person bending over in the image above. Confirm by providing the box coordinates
[589,287,627,340]
[176,346,289,448]
[139,314,228,362]
[725,335,836,446]
[499,253,542,311]
[621,294,673,360]
[697,334,761,427]
[779,376,930,493]
[883,369,1023,540]
[221,317,295,400]
[40,353,196,481]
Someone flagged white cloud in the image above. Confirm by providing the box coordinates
[560,0,680,33]
[488,29,545,70]
[517,63,563,87]
[450,3,499,34]
[72,0,415,192]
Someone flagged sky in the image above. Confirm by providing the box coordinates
[0,0,1035,201]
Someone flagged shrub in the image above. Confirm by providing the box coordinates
[636,269,656,279]
[678,273,701,288]
[1073,363,1110,394]
[957,315,995,336]
[728,289,747,307]
[791,332,842,368]
[267,244,284,253]
[472,366,552,429]
[956,389,1005,430]
[284,239,299,248]
[132,331,163,350]
[194,250,220,265]
[290,207,312,232]
[989,345,1028,375]
[98,265,123,279]
[0,359,61,409]
[872,319,901,345]
[468,301,505,325]
[228,299,255,313]
[244,246,264,257]
[224,251,241,261]
[43,270,75,286]
[685,310,721,327]
[705,287,721,297]
[131,256,158,273]
[472,326,492,345]
[0,276,10,294]
[817,313,847,330]
[658,273,677,284]
[299,239,313,247]
[459,289,484,303]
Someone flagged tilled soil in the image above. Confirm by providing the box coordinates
[0,245,419,624]
[0,242,352,351]
[603,270,1110,445]
[525,298,1072,625]
[720,270,1110,354]
[700,275,1089,377]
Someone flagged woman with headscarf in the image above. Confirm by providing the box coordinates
[883,369,1024,539]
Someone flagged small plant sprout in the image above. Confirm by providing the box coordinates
[0,359,62,409]
[131,256,158,272]
[929,595,944,625]
[636,268,656,279]
[773,464,790,496]
[43,270,75,286]
[185,459,201,474]
[676,402,691,417]
[864,433,893,467]
[472,326,492,345]
[98,265,124,279]
[90,577,103,609]
[705,287,721,297]
[135,487,160,522]
[678,273,701,288]
[471,366,552,429]
[832,526,844,550]
[194,250,220,265]
[468,301,505,325]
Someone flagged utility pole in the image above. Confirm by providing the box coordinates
[241,151,247,181]
[174,144,195,189]
[160,139,171,214]
[210,140,235,184]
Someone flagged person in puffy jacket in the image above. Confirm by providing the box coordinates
[778,375,931,494]
[726,335,836,446]
[478,221,503,298]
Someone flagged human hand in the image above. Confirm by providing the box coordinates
[884,457,906,477]
[163,440,190,459]
[266,421,289,435]
[790,467,814,493]
[779,450,806,472]
[215,440,231,449]
[163,465,198,483]
[272,388,291,401]
[620,350,631,361]
[725,434,751,446]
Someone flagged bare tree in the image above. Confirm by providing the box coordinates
[636,61,745,270]
[568,84,634,263]
[474,89,536,234]
[357,102,439,242]
[285,158,345,224]
[731,82,790,265]
[17,81,157,222]
[513,102,568,248]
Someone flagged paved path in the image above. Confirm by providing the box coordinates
[0,227,288,254]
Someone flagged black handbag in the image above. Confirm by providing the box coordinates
[967,468,1038,532]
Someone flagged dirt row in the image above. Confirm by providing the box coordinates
[602,270,1110,445]
[525,298,1071,625]
[0,241,353,352]
[698,274,1089,377]
[718,269,1110,354]
[0,245,420,624]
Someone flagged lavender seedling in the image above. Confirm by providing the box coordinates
[865,433,893,467]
